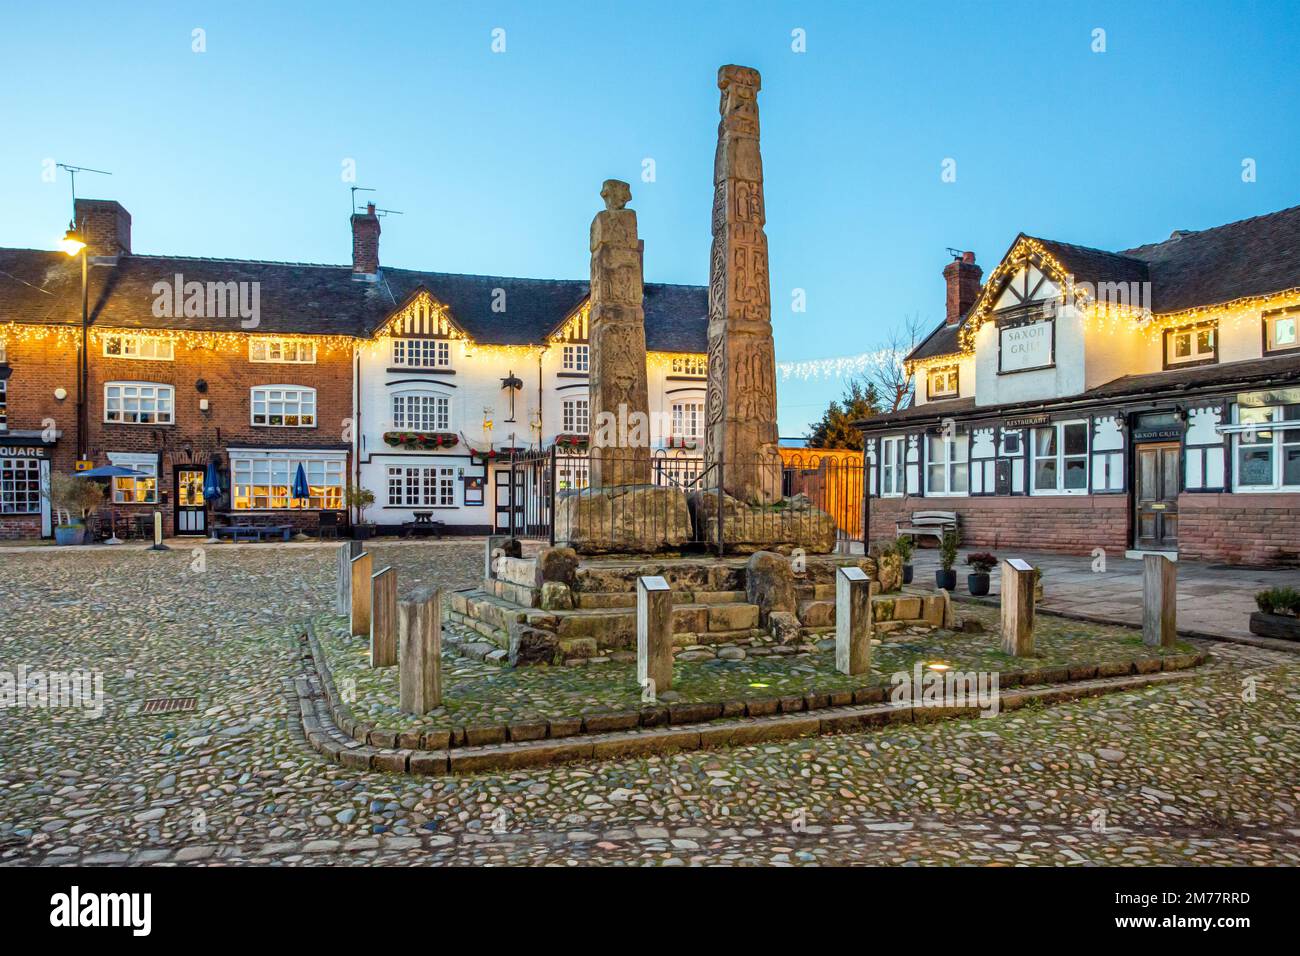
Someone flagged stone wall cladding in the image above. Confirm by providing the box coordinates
[871,494,1128,555]
[1178,493,1300,565]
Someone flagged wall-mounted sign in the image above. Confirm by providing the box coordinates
[0,444,50,459]
[1005,414,1049,428]
[999,320,1054,373]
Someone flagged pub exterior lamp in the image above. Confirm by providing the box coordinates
[59,225,86,257]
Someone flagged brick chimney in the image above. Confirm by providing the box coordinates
[351,203,381,276]
[943,250,982,326]
[74,198,131,258]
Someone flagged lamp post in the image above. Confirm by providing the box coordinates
[59,224,88,463]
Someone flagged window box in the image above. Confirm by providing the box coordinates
[383,431,459,451]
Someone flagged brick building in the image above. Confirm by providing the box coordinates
[0,198,708,540]
[858,205,1300,566]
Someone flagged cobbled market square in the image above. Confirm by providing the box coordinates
[1,0,1298,936]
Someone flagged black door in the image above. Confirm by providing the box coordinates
[1134,443,1179,550]
[493,467,523,534]
[174,466,207,535]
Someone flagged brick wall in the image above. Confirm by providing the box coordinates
[869,493,1129,556]
[1178,493,1300,566]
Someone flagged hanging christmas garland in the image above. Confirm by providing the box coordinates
[383,431,459,451]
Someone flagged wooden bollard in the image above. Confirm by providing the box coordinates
[399,587,442,714]
[1000,558,1036,656]
[370,566,398,667]
[637,575,673,697]
[835,566,874,676]
[1143,553,1177,647]
[336,540,362,614]
[349,551,372,637]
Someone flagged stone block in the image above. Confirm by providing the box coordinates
[535,546,579,587]
[797,599,835,628]
[892,596,922,621]
[745,550,796,623]
[539,581,574,611]
[554,485,692,553]
[708,602,759,631]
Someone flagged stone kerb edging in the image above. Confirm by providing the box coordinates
[299,623,1207,775]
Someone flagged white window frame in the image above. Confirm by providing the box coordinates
[250,385,317,428]
[1232,404,1300,492]
[1030,420,1090,495]
[880,436,905,497]
[387,465,457,507]
[392,392,451,432]
[102,333,174,361]
[562,343,589,373]
[104,382,174,425]
[562,397,589,434]
[0,456,41,514]
[671,399,704,445]
[925,433,969,497]
[926,366,959,399]
[230,451,345,511]
[249,337,316,364]
[1165,325,1216,366]
[391,338,452,369]
[107,452,158,504]
[670,355,706,377]
[1264,310,1299,355]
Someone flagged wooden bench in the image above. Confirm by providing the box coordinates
[895,510,960,545]
[214,524,292,543]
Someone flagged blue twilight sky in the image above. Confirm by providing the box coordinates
[2,0,1298,435]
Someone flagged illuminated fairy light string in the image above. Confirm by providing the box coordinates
[777,348,902,382]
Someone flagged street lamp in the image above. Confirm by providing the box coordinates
[60,222,89,462]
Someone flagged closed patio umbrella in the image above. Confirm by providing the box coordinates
[292,463,310,504]
[203,459,222,543]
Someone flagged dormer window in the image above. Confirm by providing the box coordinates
[392,338,451,368]
[562,343,589,372]
[1164,324,1216,367]
[926,365,959,400]
[1264,307,1299,356]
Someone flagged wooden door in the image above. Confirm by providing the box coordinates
[1134,443,1179,550]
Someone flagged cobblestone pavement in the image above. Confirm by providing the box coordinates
[2,540,1297,866]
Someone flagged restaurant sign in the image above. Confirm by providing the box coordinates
[1005,414,1050,428]
[999,320,1054,373]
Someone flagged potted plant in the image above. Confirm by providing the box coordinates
[45,473,105,545]
[345,485,377,539]
[936,527,959,591]
[964,551,997,596]
[894,534,915,585]
[1250,587,1300,641]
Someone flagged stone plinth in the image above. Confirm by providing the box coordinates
[636,575,674,696]
[691,491,836,554]
[835,567,874,676]
[399,587,441,714]
[1000,558,1036,656]
[1142,554,1177,647]
[553,484,691,554]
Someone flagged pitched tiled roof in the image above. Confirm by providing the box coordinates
[0,247,708,352]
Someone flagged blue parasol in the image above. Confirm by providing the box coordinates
[203,459,221,499]
[292,462,310,504]
[75,465,147,479]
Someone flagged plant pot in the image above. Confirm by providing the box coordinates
[1249,611,1300,641]
[967,572,990,596]
[352,523,376,540]
[902,564,914,585]
[935,569,957,591]
[54,523,84,546]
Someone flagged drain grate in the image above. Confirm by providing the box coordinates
[140,696,198,715]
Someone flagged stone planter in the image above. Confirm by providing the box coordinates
[352,523,376,540]
[935,568,957,591]
[902,564,914,585]
[1249,612,1300,641]
[54,523,84,546]
[967,572,990,596]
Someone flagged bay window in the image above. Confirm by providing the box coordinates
[1031,421,1089,494]
[925,433,968,496]
[231,452,344,510]
[251,386,316,427]
[1233,404,1300,491]
[105,383,174,425]
[392,392,451,432]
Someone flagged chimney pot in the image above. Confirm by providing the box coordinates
[942,251,982,326]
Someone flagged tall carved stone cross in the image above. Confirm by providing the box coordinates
[588,178,651,487]
[706,64,782,505]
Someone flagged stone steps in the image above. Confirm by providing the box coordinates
[574,588,748,609]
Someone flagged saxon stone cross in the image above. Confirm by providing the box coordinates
[705,65,782,504]
[588,179,651,487]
